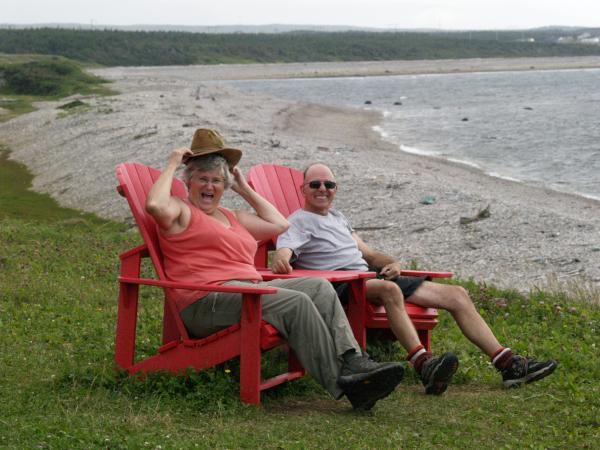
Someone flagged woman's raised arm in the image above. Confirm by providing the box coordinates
[145,148,192,232]
[230,167,289,241]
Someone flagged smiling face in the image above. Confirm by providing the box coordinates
[187,167,226,214]
[301,164,337,216]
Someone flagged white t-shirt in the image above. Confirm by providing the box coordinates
[276,209,369,271]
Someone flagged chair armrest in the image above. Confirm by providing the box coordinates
[119,244,149,259]
[118,276,278,295]
[256,267,450,280]
[257,268,376,282]
[400,270,453,278]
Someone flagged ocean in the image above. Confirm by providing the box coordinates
[225,68,600,201]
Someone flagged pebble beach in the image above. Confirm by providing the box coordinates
[2,56,600,293]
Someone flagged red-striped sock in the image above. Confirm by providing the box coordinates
[407,344,432,375]
[491,347,514,370]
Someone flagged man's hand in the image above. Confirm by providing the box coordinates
[380,262,402,280]
[271,248,293,274]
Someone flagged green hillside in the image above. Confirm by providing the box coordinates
[1,27,600,66]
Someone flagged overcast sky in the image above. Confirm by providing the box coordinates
[3,0,600,30]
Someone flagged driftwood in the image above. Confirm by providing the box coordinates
[460,205,491,225]
[354,223,395,231]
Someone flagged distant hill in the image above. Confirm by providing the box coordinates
[1,26,600,67]
[3,23,599,35]
[1,23,398,33]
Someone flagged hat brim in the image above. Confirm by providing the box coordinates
[183,147,243,168]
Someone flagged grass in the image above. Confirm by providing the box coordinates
[1,146,599,449]
[0,54,115,122]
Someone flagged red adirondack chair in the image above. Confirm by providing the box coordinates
[247,163,454,351]
[114,162,307,405]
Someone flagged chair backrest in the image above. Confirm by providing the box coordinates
[247,164,305,218]
[116,162,188,278]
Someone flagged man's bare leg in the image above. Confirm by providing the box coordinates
[366,278,422,351]
[408,282,502,356]
[366,279,459,395]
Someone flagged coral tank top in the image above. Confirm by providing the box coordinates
[157,204,261,310]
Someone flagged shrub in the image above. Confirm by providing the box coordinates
[0,58,108,97]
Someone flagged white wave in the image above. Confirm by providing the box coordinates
[375,132,600,203]
[447,157,482,170]
[399,144,439,157]
[487,171,522,183]
[578,192,600,202]
[371,125,389,138]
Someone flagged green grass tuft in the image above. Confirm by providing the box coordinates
[0,56,112,97]
[0,54,115,122]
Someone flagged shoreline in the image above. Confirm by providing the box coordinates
[1,57,599,292]
[96,56,600,81]
[393,138,600,204]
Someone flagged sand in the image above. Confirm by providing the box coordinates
[2,56,600,292]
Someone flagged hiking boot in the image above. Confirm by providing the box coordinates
[345,370,403,410]
[338,353,403,387]
[501,355,557,388]
[420,352,459,395]
[343,364,405,410]
[338,353,404,410]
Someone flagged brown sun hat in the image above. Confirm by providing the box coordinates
[184,128,243,168]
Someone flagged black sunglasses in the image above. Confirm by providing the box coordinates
[306,180,337,190]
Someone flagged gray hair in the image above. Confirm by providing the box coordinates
[183,154,232,188]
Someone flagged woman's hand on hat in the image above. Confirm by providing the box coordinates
[169,147,193,167]
[230,166,250,194]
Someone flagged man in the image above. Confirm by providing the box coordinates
[271,163,557,395]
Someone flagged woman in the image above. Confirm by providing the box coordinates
[145,128,403,410]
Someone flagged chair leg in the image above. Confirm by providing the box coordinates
[417,329,432,352]
[347,279,367,349]
[115,282,139,369]
[288,346,304,374]
[239,293,262,405]
[240,356,261,405]
[161,301,180,345]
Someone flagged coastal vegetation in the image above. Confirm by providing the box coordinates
[0,54,113,121]
[1,143,599,447]
[2,27,600,66]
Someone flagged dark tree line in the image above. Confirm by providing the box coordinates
[1,28,600,67]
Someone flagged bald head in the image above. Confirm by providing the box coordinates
[304,163,335,182]
[301,163,338,215]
